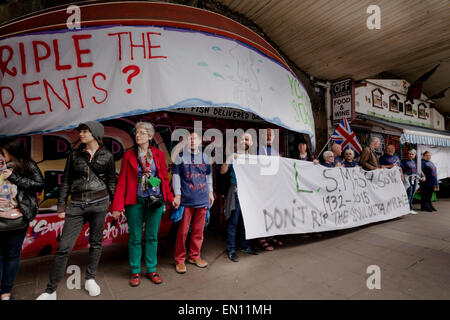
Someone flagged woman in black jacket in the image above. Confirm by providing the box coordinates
[0,137,44,300]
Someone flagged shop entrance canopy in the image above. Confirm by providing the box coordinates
[356,114,450,147]
[0,2,315,148]
[401,130,450,148]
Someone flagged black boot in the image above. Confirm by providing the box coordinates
[430,202,437,211]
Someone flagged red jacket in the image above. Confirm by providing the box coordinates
[110,147,174,212]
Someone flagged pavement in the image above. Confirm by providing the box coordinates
[12,199,450,300]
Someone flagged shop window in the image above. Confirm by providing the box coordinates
[389,94,400,113]
[418,103,427,120]
[404,101,414,117]
[371,88,384,109]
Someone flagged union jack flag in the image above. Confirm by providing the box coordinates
[331,118,362,155]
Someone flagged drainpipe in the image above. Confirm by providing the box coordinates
[314,80,332,147]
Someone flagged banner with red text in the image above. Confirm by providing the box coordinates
[0,26,315,147]
[233,155,410,239]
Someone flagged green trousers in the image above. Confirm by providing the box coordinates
[125,197,164,274]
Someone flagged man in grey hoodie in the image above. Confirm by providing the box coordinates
[37,121,116,300]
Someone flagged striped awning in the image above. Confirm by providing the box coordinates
[400,130,450,147]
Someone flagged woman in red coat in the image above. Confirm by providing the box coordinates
[111,122,174,287]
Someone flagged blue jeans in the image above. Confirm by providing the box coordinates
[226,192,250,255]
[406,178,417,210]
[0,226,28,294]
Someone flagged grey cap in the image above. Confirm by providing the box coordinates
[77,121,104,141]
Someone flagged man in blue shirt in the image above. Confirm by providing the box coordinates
[401,149,425,214]
[379,144,401,169]
[420,151,438,212]
[172,132,214,274]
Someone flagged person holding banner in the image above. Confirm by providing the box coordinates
[257,129,284,250]
[172,131,214,274]
[297,138,319,164]
[0,138,44,301]
[380,144,401,169]
[110,122,174,287]
[220,133,258,262]
[258,128,279,156]
[331,144,344,166]
[420,151,438,212]
[343,149,359,168]
[359,137,380,171]
[37,122,116,300]
[401,149,425,214]
[322,151,336,168]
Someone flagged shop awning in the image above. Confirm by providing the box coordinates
[356,113,450,147]
[400,130,450,147]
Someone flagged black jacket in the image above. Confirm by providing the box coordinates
[57,144,116,212]
[7,160,44,222]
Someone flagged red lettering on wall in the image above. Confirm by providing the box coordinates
[0,46,17,76]
[107,32,128,61]
[53,39,72,71]
[147,32,167,60]
[32,41,51,73]
[43,79,71,112]
[23,81,45,116]
[92,72,108,104]
[18,43,27,75]
[72,35,93,68]
[67,75,87,108]
[0,87,21,118]
[129,32,146,60]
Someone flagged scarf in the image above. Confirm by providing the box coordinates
[138,147,154,192]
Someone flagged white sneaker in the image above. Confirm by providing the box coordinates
[410,210,418,215]
[36,292,57,300]
[85,279,101,297]
[1,295,11,300]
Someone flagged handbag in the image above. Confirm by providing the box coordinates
[144,195,164,210]
[0,208,28,231]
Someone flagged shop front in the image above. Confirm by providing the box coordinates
[0,2,315,258]
[351,79,450,201]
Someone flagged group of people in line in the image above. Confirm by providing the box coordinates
[0,121,439,300]
[299,136,439,215]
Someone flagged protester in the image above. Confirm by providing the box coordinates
[220,133,258,262]
[401,149,425,214]
[110,122,174,287]
[342,149,358,168]
[172,132,214,274]
[379,144,401,169]
[258,128,279,156]
[359,137,380,171]
[331,143,344,166]
[322,151,336,168]
[420,151,438,212]
[37,122,116,299]
[257,129,284,251]
[297,138,319,164]
[0,138,44,301]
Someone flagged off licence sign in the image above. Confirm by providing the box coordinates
[332,79,353,121]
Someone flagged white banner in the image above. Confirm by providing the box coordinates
[0,26,314,146]
[233,155,410,239]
